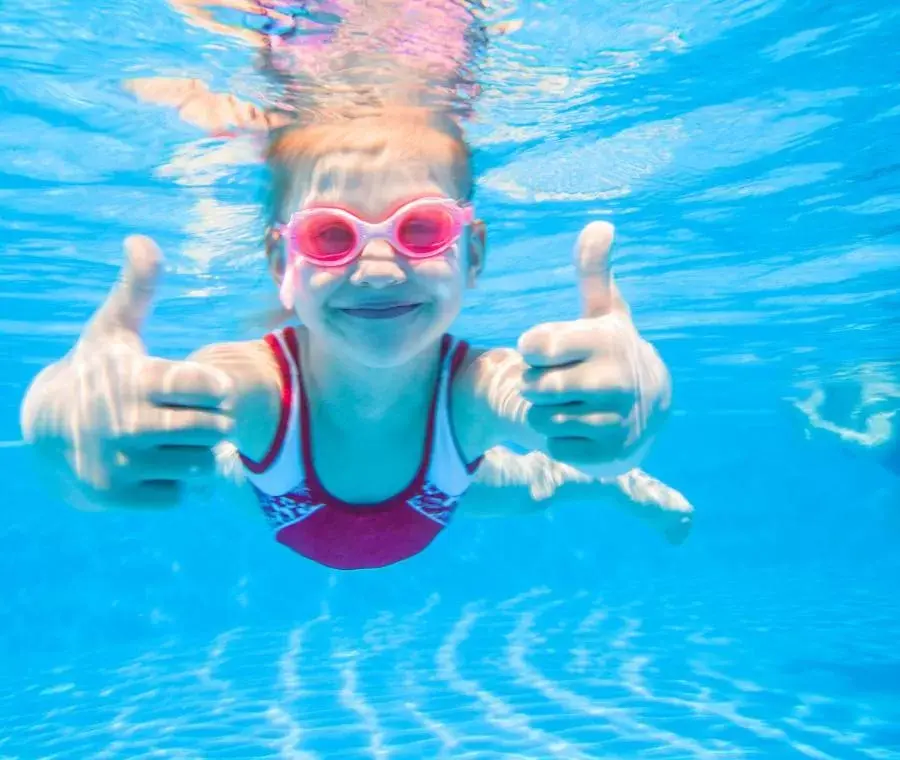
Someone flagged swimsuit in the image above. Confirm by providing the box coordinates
[240,327,482,570]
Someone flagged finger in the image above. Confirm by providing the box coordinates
[526,404,629,440]
[576,221,614,318]
[517,322,594,368]
[114,447,219,484]
[518,318,628,368]
[612,471,694,545]
[119,408,233,448]
[88,236,163,338]
[140,357,234,410]
[125,77,208,107]
[576,221,631,319]
[520,365,636,409]
[178,90,250,132]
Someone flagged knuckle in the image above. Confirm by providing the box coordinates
[538,372,567,394]
[118,400,145,436]
[136,365,163,399]
[160,406,178,432]
[204,365,234,397]
[518,326,553,354]
[161,362,197,394]
[586,365,634,395]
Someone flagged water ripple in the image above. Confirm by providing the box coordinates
[1,588,897,758]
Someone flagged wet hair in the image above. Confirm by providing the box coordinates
[262,105,474,271]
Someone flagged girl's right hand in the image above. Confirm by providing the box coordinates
[20,236,235,510]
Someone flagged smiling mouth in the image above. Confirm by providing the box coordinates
[338,303,423,320]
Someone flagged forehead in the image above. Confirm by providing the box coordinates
[281,148,463,218]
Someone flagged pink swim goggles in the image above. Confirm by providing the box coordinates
[277,197,474,308]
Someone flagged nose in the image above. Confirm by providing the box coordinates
[350,239,407,288]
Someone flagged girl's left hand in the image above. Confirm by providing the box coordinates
[517,222,671,478]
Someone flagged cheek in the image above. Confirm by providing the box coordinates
[412,257,464,296]
[414,243,467,280]
[296,265,345,306]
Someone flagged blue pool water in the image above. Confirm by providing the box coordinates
[2,0,899,757]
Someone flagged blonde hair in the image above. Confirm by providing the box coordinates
[263,106,474,269]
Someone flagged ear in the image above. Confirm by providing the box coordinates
[466,219,486,287]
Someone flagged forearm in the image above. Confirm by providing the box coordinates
[462,447,693,544]
[463,446,653,517]
[461,447,581,516]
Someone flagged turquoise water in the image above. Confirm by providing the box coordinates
[2,0,899,757]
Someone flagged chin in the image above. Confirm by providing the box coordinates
[338,323,451,368]
[326,303,456,368]
[341,334,440,369]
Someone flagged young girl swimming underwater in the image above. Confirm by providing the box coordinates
[20,2,692,569]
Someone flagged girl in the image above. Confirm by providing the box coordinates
[20,2,691,569]
[21,105,689,569]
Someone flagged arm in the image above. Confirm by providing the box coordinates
[19,237,236,510]
[454,222,671,480]
[186,339,282,463]
[461,447,692,545]
[168,0,269,47]
[19,237,284,513]
[124,77,288,135]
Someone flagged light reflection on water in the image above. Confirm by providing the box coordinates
[3,585,899,758]
[0,0,899,756]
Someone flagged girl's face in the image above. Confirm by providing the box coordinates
[275,146,483,368]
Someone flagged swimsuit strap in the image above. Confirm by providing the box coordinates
[239,327,304,495]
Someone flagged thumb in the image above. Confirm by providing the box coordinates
[576,221,627,319]
[88,235,163,338]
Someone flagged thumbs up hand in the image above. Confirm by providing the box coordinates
[517,222,671,479]
[20,236,235,509]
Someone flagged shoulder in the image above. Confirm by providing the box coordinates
[189,337,282,395]
[189,332,294,463]
[449,344,525,463]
